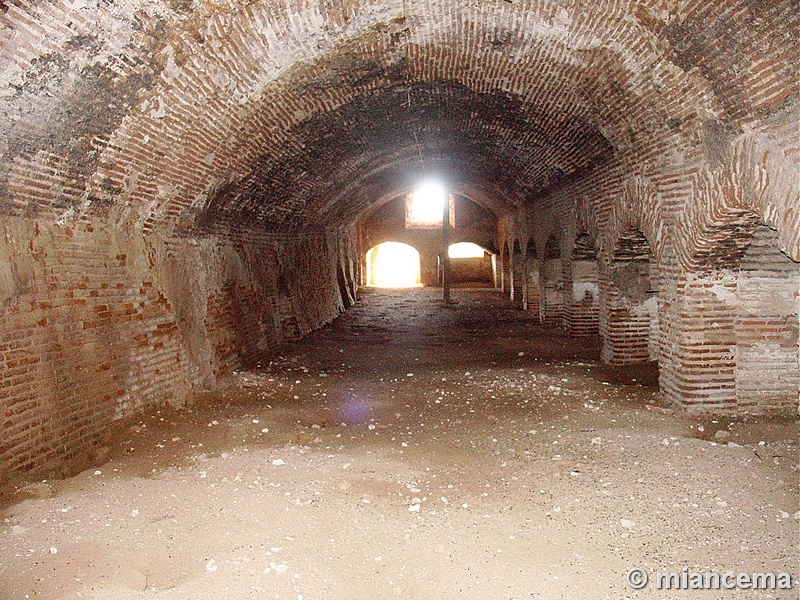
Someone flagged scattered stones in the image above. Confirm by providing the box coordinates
[714,430,732,442]
[18,482,54,500]
[265,561,288,575]
[1,289,796,599]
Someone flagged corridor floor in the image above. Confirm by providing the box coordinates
[1,288,797,599]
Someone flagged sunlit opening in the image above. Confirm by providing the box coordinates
[405,183,446,228]
[365,242,422,287]
[449,242,486,258]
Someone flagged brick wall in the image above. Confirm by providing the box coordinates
[510,243,525,308]
[505,134,797,413]
[0,218,191,489]
[449,256,494,286]
[0,218,353,494]
[1,0,798,490]
[523,242,540,317]
[359,194,497,288]
[539,237,564,327]
[564,260,600,337]
[660,271,740,412]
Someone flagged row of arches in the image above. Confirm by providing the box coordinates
[498,216,798,414]
[500,231,604,333]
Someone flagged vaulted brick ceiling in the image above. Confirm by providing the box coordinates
[0,0,796,233]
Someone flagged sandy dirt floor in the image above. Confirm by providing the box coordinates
[1,288,797,599]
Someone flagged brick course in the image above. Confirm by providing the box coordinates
[1,0,798,489]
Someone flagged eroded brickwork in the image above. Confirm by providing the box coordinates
[0,0,798,488]
[0,219,190,484]
[0,221,353,492]
[734,227,799,411]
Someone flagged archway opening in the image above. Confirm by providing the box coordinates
[365,242,422,287]
[566,231,599,336]
[448,242,485,258]
[541,235,563,325]
[448,242,494,287]
[601,227,659,365]
[524,239,539,315]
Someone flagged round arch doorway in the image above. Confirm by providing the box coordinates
[365,242,422,287]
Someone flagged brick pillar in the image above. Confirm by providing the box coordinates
[539,257,563,326]
[599,260,658,364]
[733,227,799,412]
[523,251,540,317]
[659,227,799,414]
[565,259,599,336]
[511,245,524,308]
[659,271,737,412]
[419,249,439,287]
[501,247,511,298]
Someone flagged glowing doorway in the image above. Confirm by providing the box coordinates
[448,242,486,258]
[365,242,422,287]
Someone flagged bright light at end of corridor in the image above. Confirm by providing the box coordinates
[449,242,486,258]
[366,242,422,287]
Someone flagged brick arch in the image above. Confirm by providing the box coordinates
[497,207,539,270]
[363,240,423,287]
[572,230,598,260]
[611,226,653,262]
[525,237,538,259]
[677,164,762,272]
[574,194,600,243]
[363,239,423,260]
[448,239,497,256]
[72,5,627,236]
[601,174,661,268]
[543,234,562,259]
[565,194,599,263]
[729,133,800,261]
[531,208,565,261]
[350,185,508,232]
[675,130,800,271]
